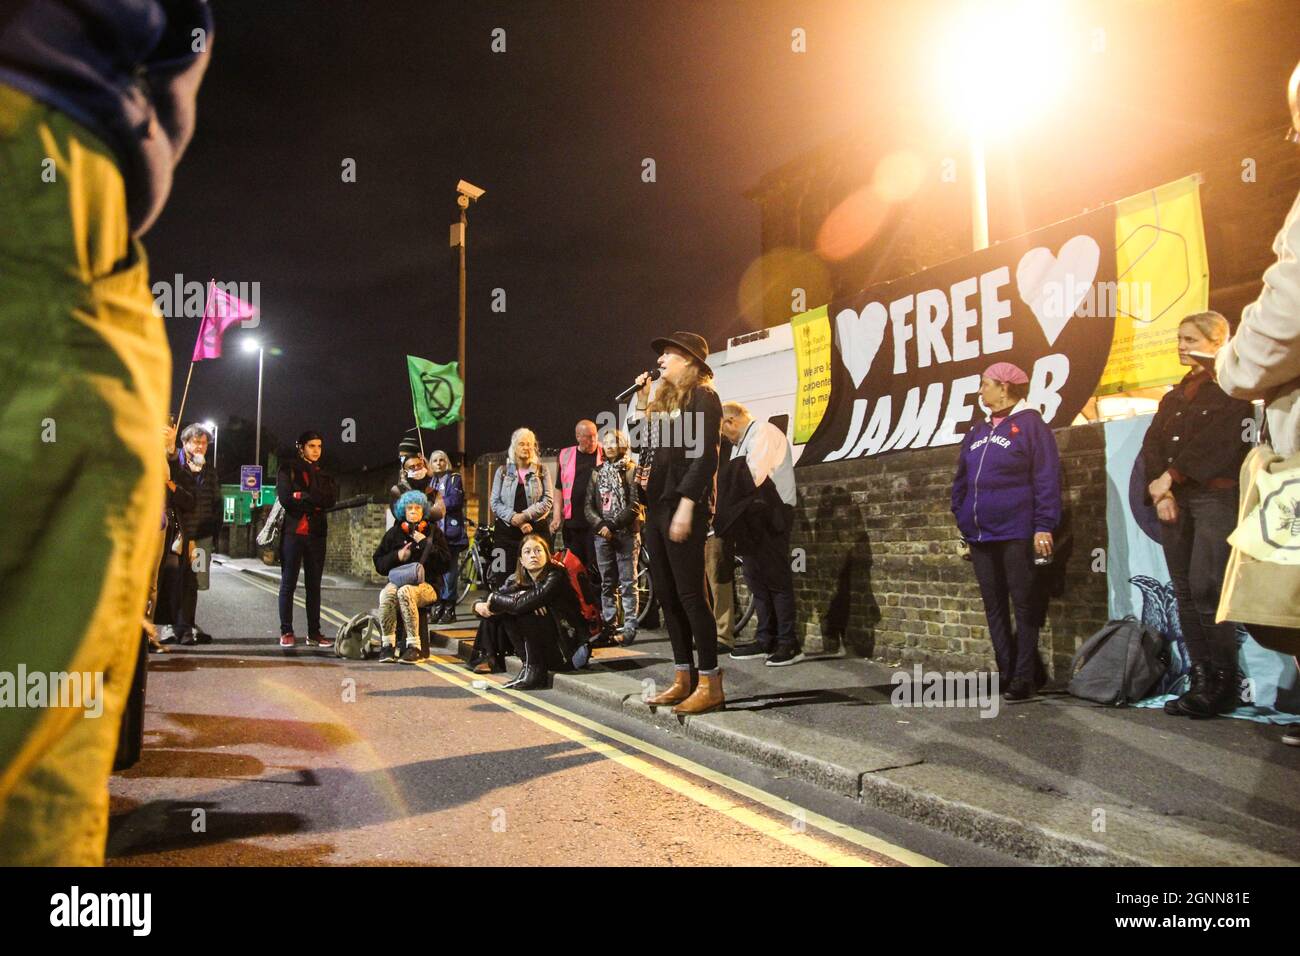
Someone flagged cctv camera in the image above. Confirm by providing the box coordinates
[456,179,485,201]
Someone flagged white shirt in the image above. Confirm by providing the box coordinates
[731,420,796,506]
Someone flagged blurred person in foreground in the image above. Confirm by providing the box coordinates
[1214,60,1300,746]
[0,0,211,865]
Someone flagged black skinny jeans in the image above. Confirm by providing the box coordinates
[643,501,717,671]
[502,610,560,672]
[1160,487,1238,667]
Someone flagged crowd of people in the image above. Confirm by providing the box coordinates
[5,0,1300,870]
[203,314,1294,732]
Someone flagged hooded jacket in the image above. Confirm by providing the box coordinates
[951,403,1062,543]
[0,0,213,235]
[373,492,451,579]
[429,471,468,548]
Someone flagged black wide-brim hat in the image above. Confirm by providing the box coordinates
[651,331,713,377]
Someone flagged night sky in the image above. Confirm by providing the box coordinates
[148,0,1300,471]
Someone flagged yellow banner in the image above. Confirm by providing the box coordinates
[791,304,832,444]
[1096,175,1209,394]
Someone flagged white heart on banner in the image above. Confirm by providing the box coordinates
[835,302,888,388]
[1015,235,1100,347]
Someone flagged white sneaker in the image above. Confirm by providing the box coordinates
[1283,726,1300,747]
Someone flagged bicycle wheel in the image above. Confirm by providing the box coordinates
[634,542,655,627]
[457,544,479,604]
[732,554,756,633]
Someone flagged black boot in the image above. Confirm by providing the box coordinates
[1180,664,1240,718]
[1165,661,1212,715]
[502,663,534,689]
[513,663,548,690]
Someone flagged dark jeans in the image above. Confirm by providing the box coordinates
[1161,487,1238,667]
[441,545,464,606]
[279,532,326,636]
[969,538,1042,684]
[738,507,797,652]
[643,501,717,671]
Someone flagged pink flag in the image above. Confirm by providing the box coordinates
[192,281,258,361]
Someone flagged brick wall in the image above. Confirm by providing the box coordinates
[325,502,390,584]
[792,423,1109,678]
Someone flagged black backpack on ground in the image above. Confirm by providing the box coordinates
[1066,617,1169,706]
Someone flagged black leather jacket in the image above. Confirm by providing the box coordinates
[583,458,643,535]
[487,562,585,661]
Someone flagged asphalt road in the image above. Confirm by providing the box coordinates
[106,564,1016,866]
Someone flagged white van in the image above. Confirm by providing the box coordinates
[710,323,803,463]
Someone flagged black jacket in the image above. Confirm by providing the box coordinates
[169,454,222,541]
[487,562,586,661]
[1141,371,1254,496]
[372,521,451,579]
[713,453,789,553]
[630,382,722,514]
[583,458,643,535]
[276,458,337,538]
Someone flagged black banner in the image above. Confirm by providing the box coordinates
[800,205,1118,465]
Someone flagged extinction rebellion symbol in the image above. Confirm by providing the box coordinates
[420,372,456,420]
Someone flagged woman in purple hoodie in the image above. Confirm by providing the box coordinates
[951,362,1062,702]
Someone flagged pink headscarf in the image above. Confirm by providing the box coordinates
[983,361,1029,385]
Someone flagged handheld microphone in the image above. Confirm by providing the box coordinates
[614,368,660,403]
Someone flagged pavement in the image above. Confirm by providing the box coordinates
[211,555,1300,866]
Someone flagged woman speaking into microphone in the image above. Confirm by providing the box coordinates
[629,332,724,713]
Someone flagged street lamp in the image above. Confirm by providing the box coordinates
[242,337,264,471]
[452,179,485,462]
[935,0,1073,251]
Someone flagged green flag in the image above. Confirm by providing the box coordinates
[406,355,463,430]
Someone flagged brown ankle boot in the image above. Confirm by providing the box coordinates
[647,668,695,706]
[674,671,725,715]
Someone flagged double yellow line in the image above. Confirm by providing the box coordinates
[231,568,941,867]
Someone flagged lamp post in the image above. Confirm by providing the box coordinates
[452,179,485,464]
[936,0,1071,253]
[242,338,264,470]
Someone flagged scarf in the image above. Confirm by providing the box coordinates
[595,460,629,519]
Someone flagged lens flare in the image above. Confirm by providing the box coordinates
[736,247,834,326]
[872,149,927,204]
[815,187,889,262]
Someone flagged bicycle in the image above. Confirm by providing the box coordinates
[731,553,756,634]
[457,518,496,606]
